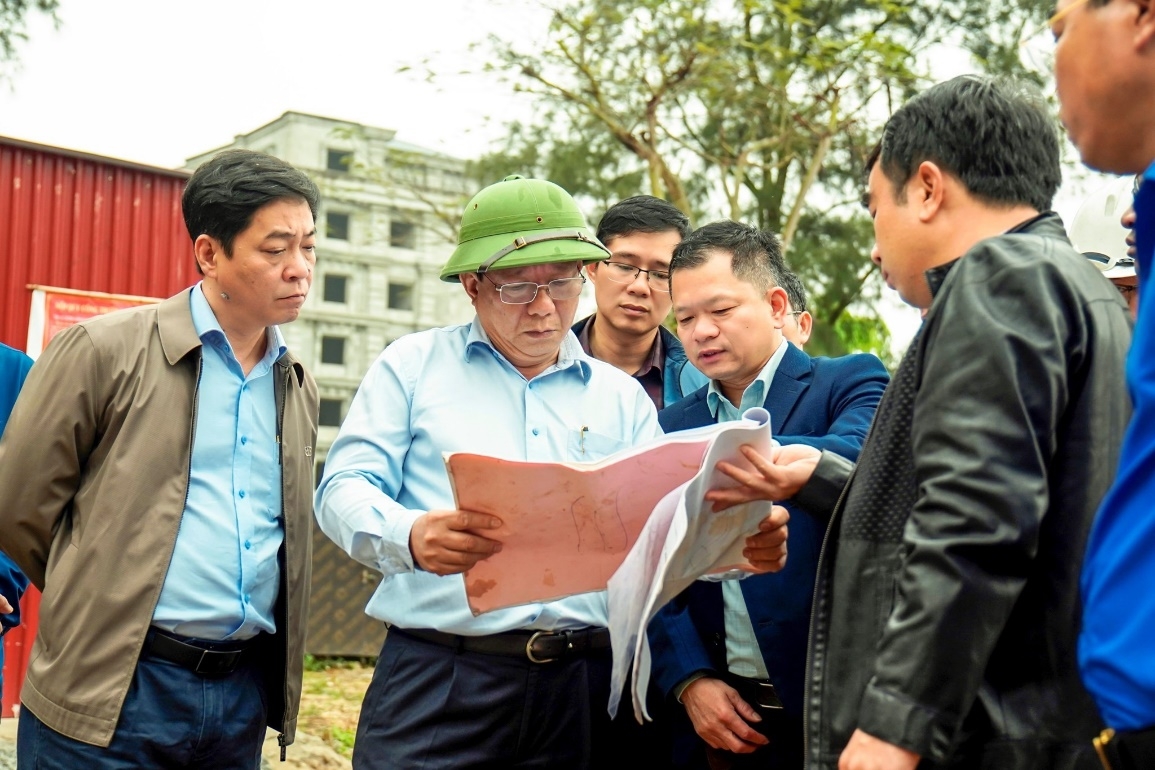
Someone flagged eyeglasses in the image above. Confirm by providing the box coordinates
[1117,284,1138,300]
[602,261,671,292]
[1019,0,1093,75]
[484,274,586,305]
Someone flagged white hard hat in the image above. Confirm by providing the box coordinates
[1069,177,1136,279]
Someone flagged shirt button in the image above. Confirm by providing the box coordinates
[238,490,246,499]
[244,540,252,550]
[532,428,540,436]
[241,436,248,445]
[244,594,251,603]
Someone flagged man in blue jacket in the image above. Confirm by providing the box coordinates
[1052,0,1155,765]
[573,195,708,410]
[0,341,33,701]
[648,221,889,769]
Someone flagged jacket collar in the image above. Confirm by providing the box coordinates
[157,290,202,366]
[924,211,1065,299]
[156,288,306,388]
[659,325,688,366]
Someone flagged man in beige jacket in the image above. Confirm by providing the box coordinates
[0,149,319,769]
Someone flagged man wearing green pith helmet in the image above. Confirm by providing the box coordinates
[315,175,790,768]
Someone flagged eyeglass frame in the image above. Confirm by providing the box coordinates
[1047,0,1093,28]
[482,272,587,305]
[600,260,672,292]
[1018,0,1094,74]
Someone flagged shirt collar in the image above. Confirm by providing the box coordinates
[575,314,664,378]
[707,337,789,420]
[464,315,592,382]
[189,283,286,365]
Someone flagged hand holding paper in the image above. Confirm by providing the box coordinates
[705,442,821,512]
[741,505,789,574]
[409,509,503,576]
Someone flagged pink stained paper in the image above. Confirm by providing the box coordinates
[445,437,713,614]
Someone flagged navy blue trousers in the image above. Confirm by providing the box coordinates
[17,651,267,769]
[355,629,662,770]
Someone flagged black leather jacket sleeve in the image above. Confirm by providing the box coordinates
[855,235,1088,756]
[794,450,855,520]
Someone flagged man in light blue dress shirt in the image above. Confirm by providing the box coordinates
[316,176,790,769]
[0,150,320,768]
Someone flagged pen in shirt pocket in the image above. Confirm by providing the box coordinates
[580,425,588,455]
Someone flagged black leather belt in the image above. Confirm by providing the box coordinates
[722,671,785,711]
[392,626,611,664]
[143,628,257,677]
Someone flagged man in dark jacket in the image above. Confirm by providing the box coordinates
[573,195,707,410]
[732,76,1132,769]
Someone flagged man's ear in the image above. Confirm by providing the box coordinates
[586,261,601,280]
[193,234,224,277]
[1136,0,1155,49]
[767,286,789,326]
[913,160,946,223]
[460,273,481,304]
[796,310,814,346]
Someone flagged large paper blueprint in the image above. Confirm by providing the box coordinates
[606,407,774,722]
[445,421,732,615]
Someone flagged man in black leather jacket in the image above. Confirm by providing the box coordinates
[719,76,1133,769]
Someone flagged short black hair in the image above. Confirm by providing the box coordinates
[779,269,808,313]
[596,195,691,246]
[670,220,785,294]
[867,76,1061,213]
[183,149,320,272]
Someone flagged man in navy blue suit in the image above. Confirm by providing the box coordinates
[648,221,889,769]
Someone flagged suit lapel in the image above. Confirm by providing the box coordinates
[659,388,713,431]
[762,343,812,434]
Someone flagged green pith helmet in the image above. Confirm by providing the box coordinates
[440,175,611,282]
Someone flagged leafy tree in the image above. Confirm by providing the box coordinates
[466,0,1050,360]
[0,0,58,78]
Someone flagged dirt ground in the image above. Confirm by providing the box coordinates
[298,658,376,758]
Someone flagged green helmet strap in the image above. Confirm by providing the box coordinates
[476,230,606,275]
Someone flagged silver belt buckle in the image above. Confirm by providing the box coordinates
[525,630,561,664]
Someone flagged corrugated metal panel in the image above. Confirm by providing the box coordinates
[0,137,195,349]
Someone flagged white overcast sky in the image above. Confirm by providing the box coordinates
[0,0,547,167]
[0,0,1124,351]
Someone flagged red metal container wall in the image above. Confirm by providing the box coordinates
[0,137,196,350]
[2,588,39,718]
